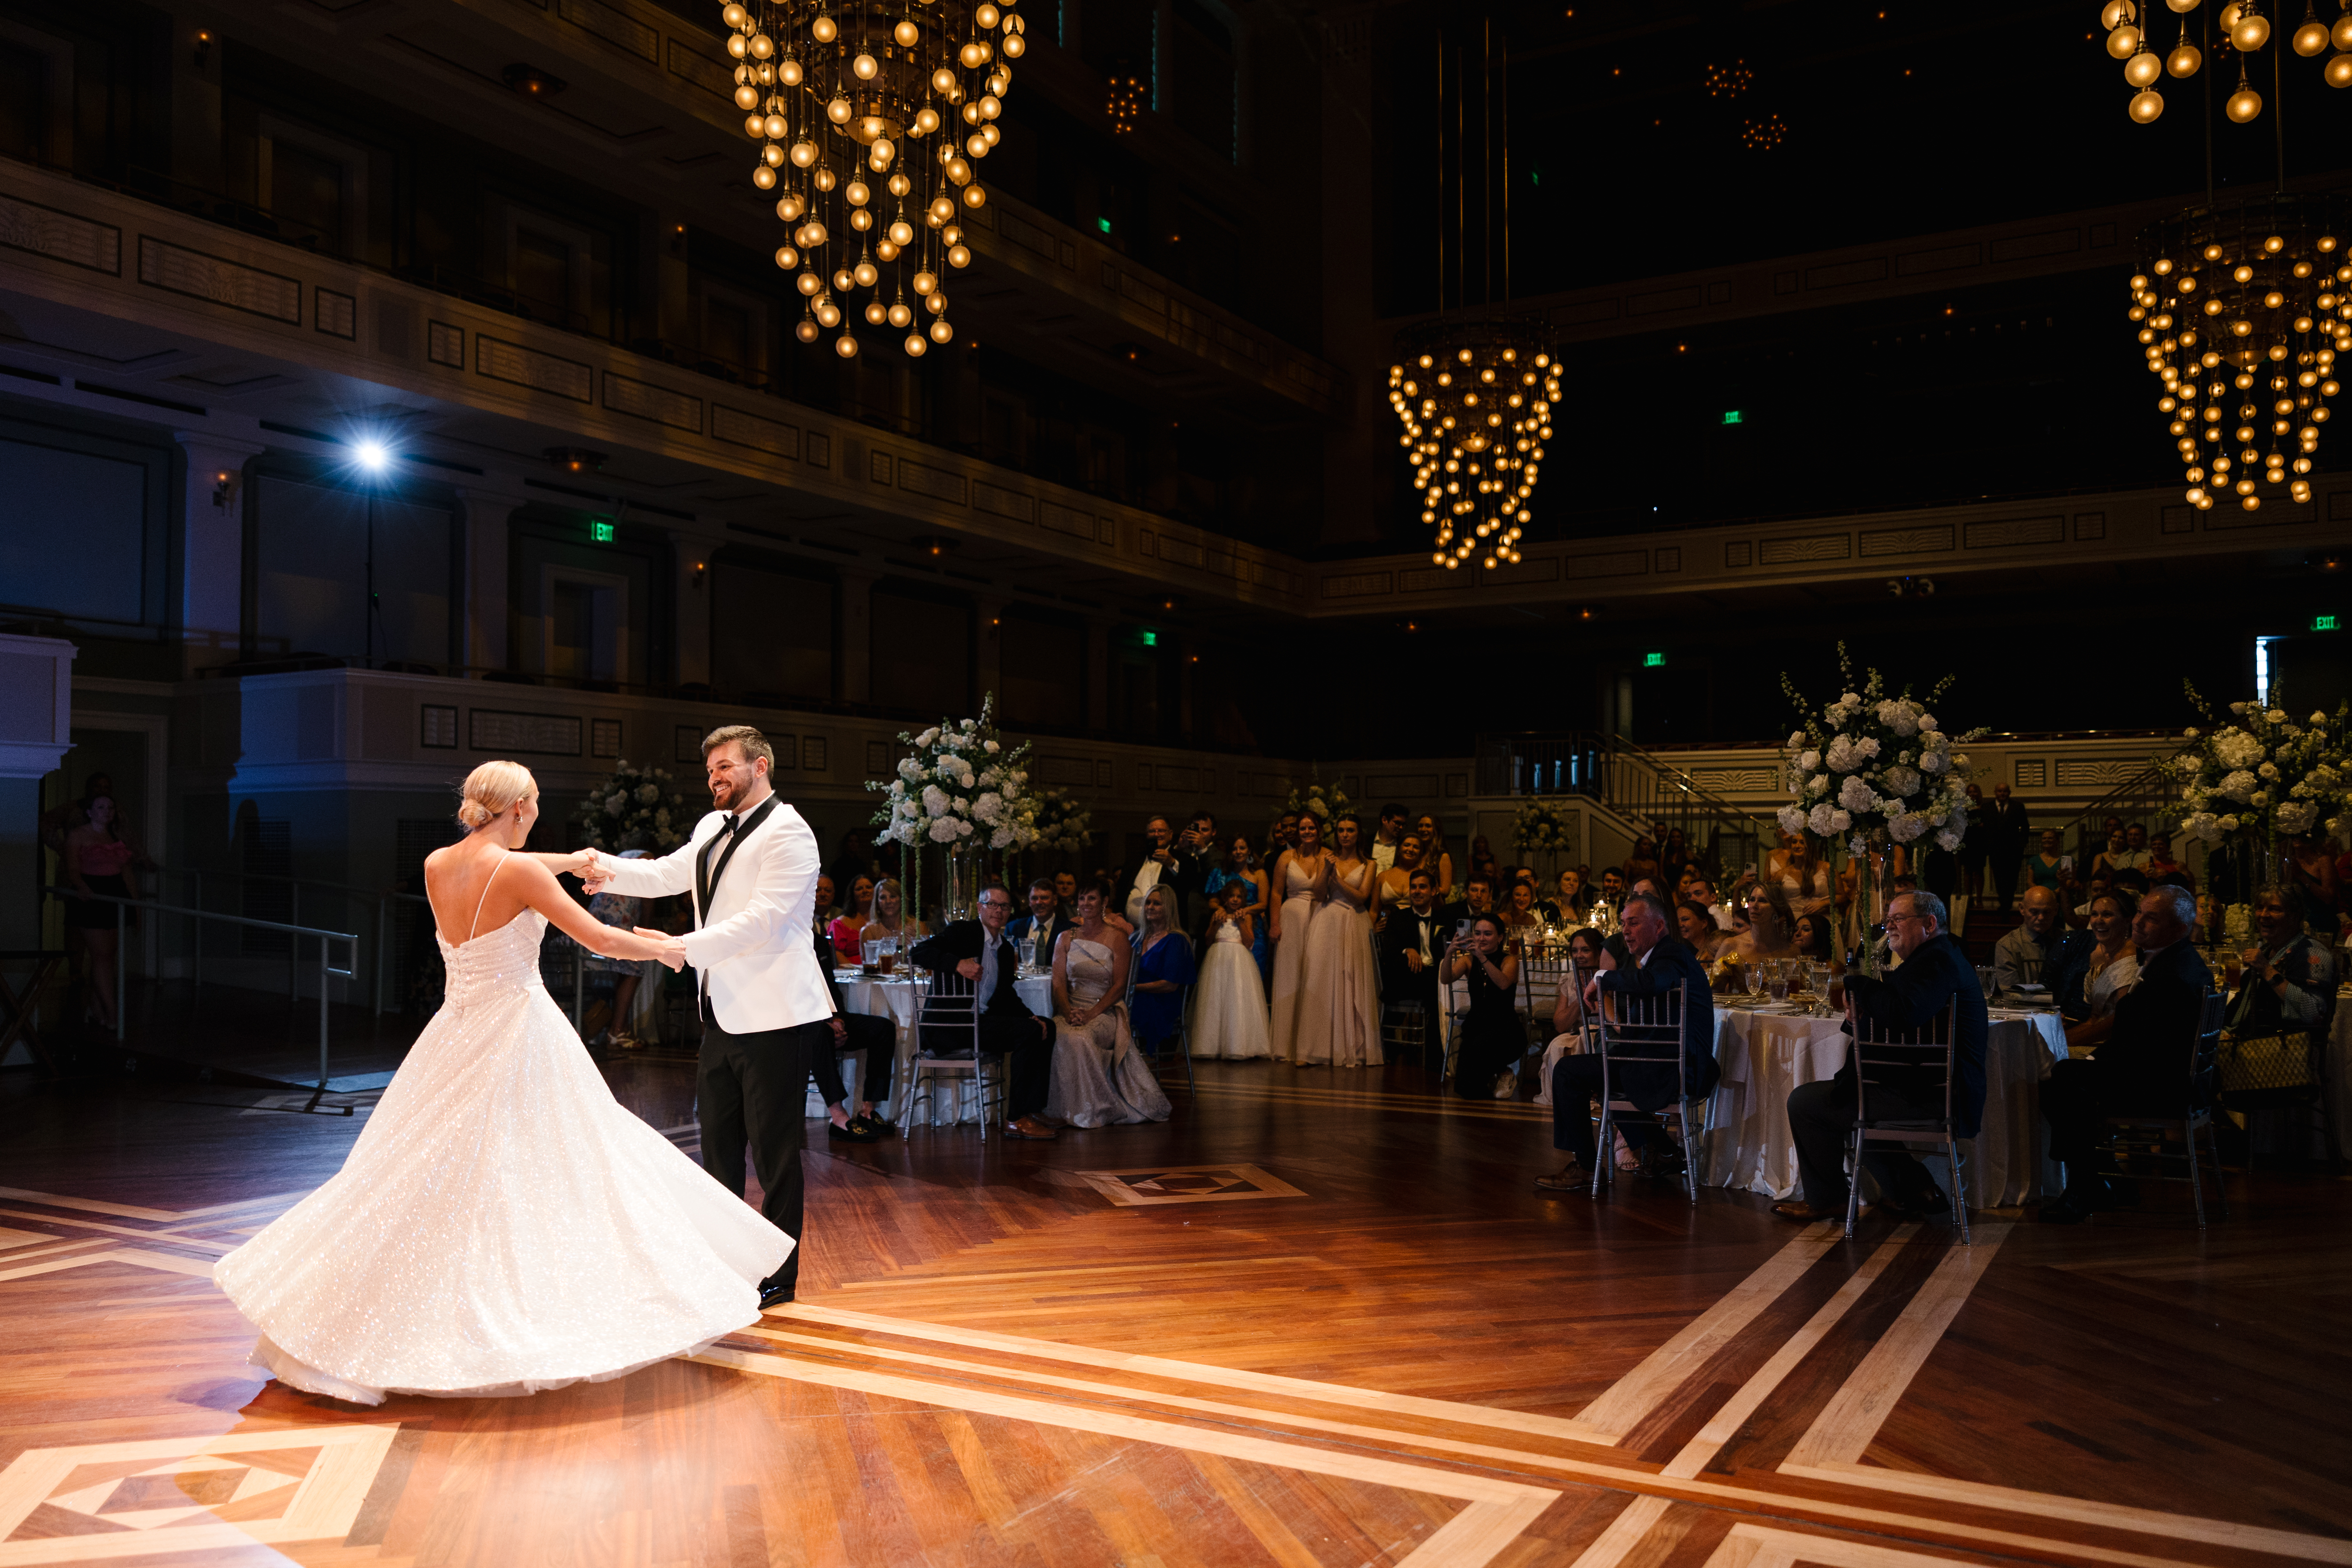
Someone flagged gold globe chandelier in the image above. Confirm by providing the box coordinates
[2103,0,2352,124]
[719,0,1025,359]
[2132,195,2350,511]
[1388,321,1557,569]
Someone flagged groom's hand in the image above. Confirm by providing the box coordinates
[634,927,687,971]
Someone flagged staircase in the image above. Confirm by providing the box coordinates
[1475,732,1784,880]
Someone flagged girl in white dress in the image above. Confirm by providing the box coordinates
[1044,880,1173,1127]
[1192,878,1272,1060]
[1294,813,1384,1068]
[1266,814,1329,1062]
[213,762,792,1406]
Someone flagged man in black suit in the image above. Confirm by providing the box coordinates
[1379,869,1446,1041]
[1438,870,1498,934]
[2037,886,2212,1223]
[1774,890,1987,1223]
[909,883,1059,1139]
[1007,876,1075,971]
[1982,783,2032,913]
[808,926,897,1142]
[1537,892,1718,1188]
[1125,813,1205,932]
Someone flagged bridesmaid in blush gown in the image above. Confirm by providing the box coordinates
[1294,812,1384,1068]
[1267,813,1330,1063]
[213,761,792,1406]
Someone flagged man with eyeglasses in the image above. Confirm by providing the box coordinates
[910,882,1058,1139]
[1772,890,1987,1225]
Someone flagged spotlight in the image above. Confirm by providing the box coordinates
[352,439,390,473]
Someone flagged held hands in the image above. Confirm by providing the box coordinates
[633,927,687,971]
[577,847,613,894]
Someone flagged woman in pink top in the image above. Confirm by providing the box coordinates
[828,875,874,962]
[60,796,148,1032]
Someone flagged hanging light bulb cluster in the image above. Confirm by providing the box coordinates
[721,0,1025,359]
[2131,196,2351,511]
[1386,321,1557,569]
[2106,0,2352,124]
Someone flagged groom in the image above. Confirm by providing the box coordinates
[582,724,827,1308]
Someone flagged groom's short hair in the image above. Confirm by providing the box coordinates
[702,724,774,771]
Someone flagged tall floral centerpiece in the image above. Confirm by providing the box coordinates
[575,762,693,852]
[1778,646,1982,974]
[1512,798,1575,881]
[1022,787,1094,863]
[2163,685,2349,894]
[866,693,1037,924]
[1281,771,1352,833]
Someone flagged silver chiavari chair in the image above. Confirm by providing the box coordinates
[1843,999,1967,1242]
[1589,980,1707,1205]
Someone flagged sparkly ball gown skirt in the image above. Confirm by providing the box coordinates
[214,911,792,1406]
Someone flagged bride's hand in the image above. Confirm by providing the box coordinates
[634,927,687,971]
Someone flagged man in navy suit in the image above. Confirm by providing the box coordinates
[910,884,1058,1139]
[1537,892,1718,1189]
[1006,876,1075,972]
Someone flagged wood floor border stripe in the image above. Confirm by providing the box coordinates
[0,1209,235,1253]
[1707,1522,1986,1568]
[0,1188,181,1223]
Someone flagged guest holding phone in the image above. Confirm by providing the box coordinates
[1445,913,1522,1100]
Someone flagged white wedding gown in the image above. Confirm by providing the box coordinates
[214,876,792,1406]
[1191,916,1271,1060]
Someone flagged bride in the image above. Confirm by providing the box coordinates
[213,761,793,1406]
[1043,878,1172,1128]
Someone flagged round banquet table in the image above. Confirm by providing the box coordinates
[811,969,1055,1124]
[1699,1004,2069,1208]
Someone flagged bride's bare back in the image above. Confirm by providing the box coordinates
[426,838,627,956]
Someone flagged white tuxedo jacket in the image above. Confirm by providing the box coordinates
[595,795,829,1035]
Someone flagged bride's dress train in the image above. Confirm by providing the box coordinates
[213,897,791,1405]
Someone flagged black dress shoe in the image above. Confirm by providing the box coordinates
[758,1279,795,1309]
[2038,1181,2112,1225]
[858,1113,898,1139]
[827,1117,881,1143]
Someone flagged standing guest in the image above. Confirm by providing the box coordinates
[1444,913,1523,1099]
[1657,828,1692,895]
[1204,832,1272,982]
[2038,888,2211,1222]
[1468,835,1500,881]
[1377,834,1425,910]
[1537,893,1717,1187]
[1125,814,1205,933]
[1007,877,1074,972]
[1128,886,1198,1060]
[860,877,926,950]
[2024,829,2074,895]
[585,837,655,1051]
[1054,869,1078,921]
[1676,899,1722,963]
[2227,886,2336,1037]
[1044,880,1169,1127]
[911,885,1059,1141]
[2061,892,2141,1052]
[829,876,874,962]
[829,827,878,894]
[810,873,837,944]
[807,925,897,1142]
[1193,879,1271,1060]
[40,771,115,855]
[1993,886,2087,994]
[1414,814,1456,903]
[2116,823,2153,871]
[1982,783,2032,912]
[1624,836,1662,889]
[2287,833,2338,932]
[1292,813,1383,1068]
[1958,782,1987,903]
[1371,803,1409,872]
[1176,810,1220,897]
[1379,869,1447,1046]
[1772,891,1985,1223]
[57,795,148,1034]
[2144,832,2190,888]
[1268,813,1330,1063]
[1274,812,1301,856]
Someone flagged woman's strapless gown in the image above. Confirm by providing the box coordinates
[1044,938,1172,1128]
[213,905,792,1406]
[1267,857,1320,1061]
[1293,860,1383,1068]
[1191,917,1271,1060]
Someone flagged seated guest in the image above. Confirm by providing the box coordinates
[2227,885,2336,1037]
[1443,913,1524,1100]
[1008,876,1074,972]
[2061,891,2139,1051]
[2090,827,2131,882]
[861,876,926,950]
[909,883,1058,1140]
[1379,869,1448,1037]
[1793,910,1836,966]
[1774,891,1986,1223]
[1501,877,1544,939]
[1440,870,1499,932]
[1534,927,1615,1110]
[1054,869,1078,921]
[1537,892,1717,1187]
[1687,874,1736,931]
[830,874,874,962]
[2288,833,2338,932]
[811,872,837,945]
[1128,887,1198,1058]
[1544,867,1589,925]
[1676,899,1722,963]
[1993,886,2087,993]
[1595,866,1629,908]
[1724,881,1799,961]
[2144,832,2190,888]
[2038,887,2212,1222]
[808,924,898,1142]
[1044,879,1170,1127]
[2115,823,2153,871]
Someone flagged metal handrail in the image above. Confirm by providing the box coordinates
[163,868,429,1017]
[47,886,356,1090]
[1476,731,1780,881]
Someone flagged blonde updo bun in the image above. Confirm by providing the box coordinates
[456,760,535,828]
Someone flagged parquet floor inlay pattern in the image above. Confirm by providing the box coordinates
[0,1056,2344,1567]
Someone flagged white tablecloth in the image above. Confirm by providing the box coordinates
[1700,1005,2067,1208]
[818,969,1055,1124]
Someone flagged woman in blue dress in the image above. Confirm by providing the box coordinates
[1202,832,1273,985]
[1129,887,1199,1057]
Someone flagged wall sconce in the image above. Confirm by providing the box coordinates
[210,469,237,510]
[692,560,706,590]
[193,30,211,67]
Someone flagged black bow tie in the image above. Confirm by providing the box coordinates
[716,815,737,836]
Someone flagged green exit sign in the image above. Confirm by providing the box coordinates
[590,519,616,542]
[1140,630,1158,647]
[1644,651,1666,667]
[2315,613,2341,631]
[1721,410,1743,425]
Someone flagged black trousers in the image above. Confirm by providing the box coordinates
[1787,1078,1946,1210]
[977,1008,1052,1121]
[1550,1053,1655,1162]
[1988,848,2023,910]
[810,1011,897,1110]
[699,1018,822,1292]
[2040,1057,2178,1171]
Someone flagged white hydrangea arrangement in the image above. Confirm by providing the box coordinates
[2163,684,2348,851]
[1513,798,1575,854]
[1281,771,1352,826]
[1023,786,1093,857]
[1775,645,1983,858]
[866,692,1039,852]
[575,762,692,851]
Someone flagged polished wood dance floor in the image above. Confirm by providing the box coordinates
[0,1048,2346,1568]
